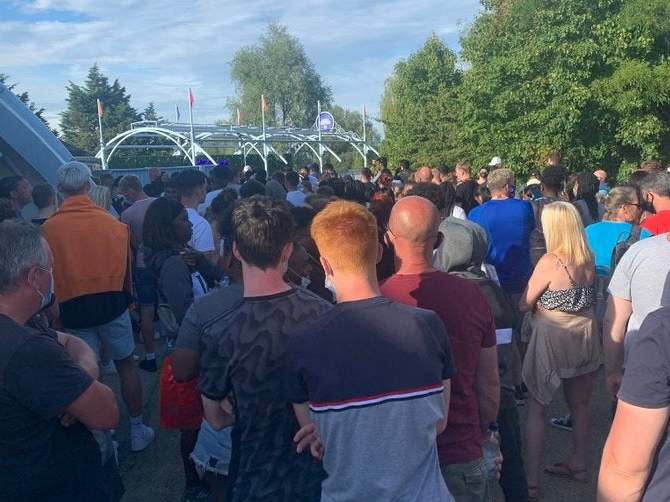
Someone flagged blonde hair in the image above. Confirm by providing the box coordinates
[89,185,112,211]
[541,201,594,267]
[311,200,378,274]
[487,168,514,193]
[603,186,638,220]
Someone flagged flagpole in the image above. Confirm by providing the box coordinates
[317,100,323,171]
[188,89,195,166]
[261,95,268,173]
[362,106,368,169]
[97,98,107,170]
[175,104,180,123]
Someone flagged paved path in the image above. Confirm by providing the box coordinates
[112,342,610,502]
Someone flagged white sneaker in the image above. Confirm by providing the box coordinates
[130,423,155,452]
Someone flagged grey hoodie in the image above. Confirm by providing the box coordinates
[433,217,518,409]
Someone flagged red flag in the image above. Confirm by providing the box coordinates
[97,98,104,118]
[261,94,269,113]
[188,88,195,108]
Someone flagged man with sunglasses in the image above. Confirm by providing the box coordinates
[381,196,500,502]
[640,171,670,235]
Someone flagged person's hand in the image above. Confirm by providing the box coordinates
[293,423,324,460]
[495,452,503,480]
[60,413,78,427]
[606,372,623,398]
[180,249,202,269]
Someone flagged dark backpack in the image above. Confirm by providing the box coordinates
[610,225,642,273]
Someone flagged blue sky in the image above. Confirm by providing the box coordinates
[1,0,481,131]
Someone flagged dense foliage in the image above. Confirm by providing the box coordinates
[60,64,140,155]
[380,36,462,167]
[229,24,332,127]
[382,0,670,180]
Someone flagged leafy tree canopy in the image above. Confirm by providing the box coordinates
[229,24,332,127]
[381,0,670,180]
[60,64,140,155]
[380,35,462,168]
[456,0,670,179]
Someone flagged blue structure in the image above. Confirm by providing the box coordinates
[0,82,72,185]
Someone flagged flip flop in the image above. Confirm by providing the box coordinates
[544,462,588,482]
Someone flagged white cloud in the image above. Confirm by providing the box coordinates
[2,0,481,130]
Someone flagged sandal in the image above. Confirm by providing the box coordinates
[528,485,540,501]
[544,462,588,482]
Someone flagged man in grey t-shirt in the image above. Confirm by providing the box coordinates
[605,233,670,397]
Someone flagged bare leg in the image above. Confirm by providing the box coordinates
[180,429,201,489]
[140,304,156,355]
[562,372,596,474]
[114,355,143,417]
[525,396,547,489]
[205,472,229,502]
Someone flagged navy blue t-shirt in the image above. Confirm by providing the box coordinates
[469,198,535,294]
[286,297,456,501]
[0,315,111,501]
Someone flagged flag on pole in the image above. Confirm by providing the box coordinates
[261,94,269,113]
[236,107,241,126]
[188,88,195,108]
[175,104,181,122]
[97,98,104,118]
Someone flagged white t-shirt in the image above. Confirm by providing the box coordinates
[197,189,223,216]
[450,205,467,220]
[287,190,307,207]
[186,207,215,252]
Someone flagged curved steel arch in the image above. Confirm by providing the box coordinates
[97,126,216,166]
[97,118,378,170]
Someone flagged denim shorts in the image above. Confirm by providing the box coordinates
[191,419,232,477]
[68,309,135,361]
[134,267,157,306]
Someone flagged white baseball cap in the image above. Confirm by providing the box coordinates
[488,156,502,167]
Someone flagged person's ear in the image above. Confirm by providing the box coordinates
[320,256,334,277]
[26,265,40,291]
[232,241,242,262]
[281,241,294,264]
[376,242,383,265]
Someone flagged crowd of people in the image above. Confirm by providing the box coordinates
[1,152,670,502]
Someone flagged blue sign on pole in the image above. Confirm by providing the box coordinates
[319,111,335,132]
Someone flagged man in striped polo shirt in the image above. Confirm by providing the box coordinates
[286,200,456,501]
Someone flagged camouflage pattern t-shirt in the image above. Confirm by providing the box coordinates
[200,287,331,502]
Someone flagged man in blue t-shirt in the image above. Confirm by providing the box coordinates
[469,168,535,296]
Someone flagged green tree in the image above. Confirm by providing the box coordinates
[455,0,670,179]
[229,24,332,127]
[0,73,54,132]
[60,64,140,155]
[142,102,162,121]
[380,35,462,168]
